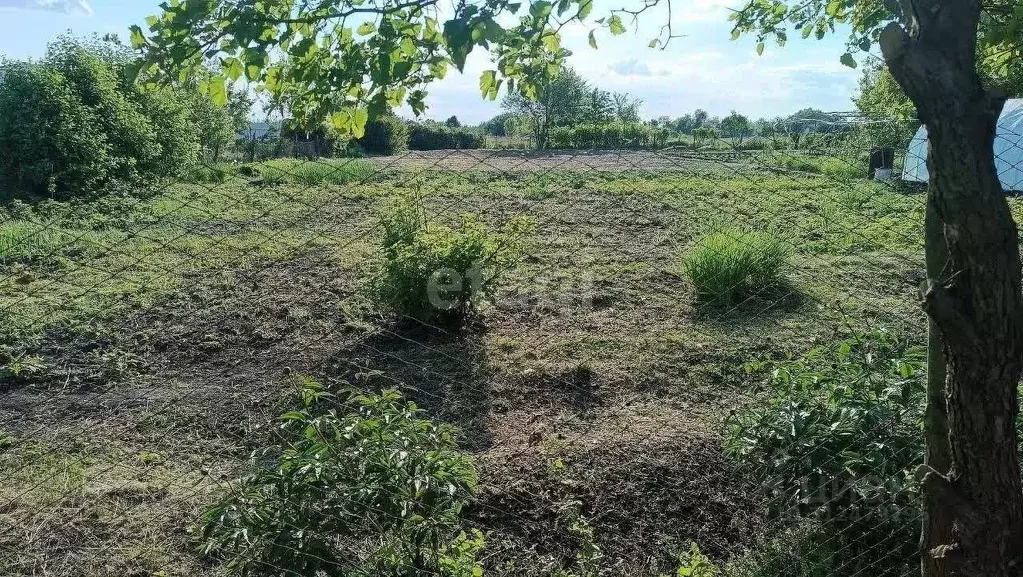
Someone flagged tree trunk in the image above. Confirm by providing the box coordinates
[880,1,1023,575]
[921,198,952,577]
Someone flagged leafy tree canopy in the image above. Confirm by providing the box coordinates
[729,0,1022,92]
[133,0,674,135]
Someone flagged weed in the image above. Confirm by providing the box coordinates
[378,194,537,324]
[681,229,789,306]
[725,330,924,577]
[198,378,481,577]
[254,158,376,185]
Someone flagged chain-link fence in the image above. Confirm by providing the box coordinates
[2,118,1022,577]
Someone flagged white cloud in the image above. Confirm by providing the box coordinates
[0,0,92,15]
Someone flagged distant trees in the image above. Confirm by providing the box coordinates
[612,92,642,123]
[501,67,644,149]
[720,111,752,144]
[445,115,461,128]
[502,67,590,149]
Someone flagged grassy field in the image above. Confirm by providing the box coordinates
[0,151,985,575]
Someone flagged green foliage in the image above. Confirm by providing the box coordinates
[359,116,411,155]
[723,524,839,577]
[198,378,482,577]
[251,159,377,186]
[681,230,788,306]
[379,194,536,324]
[548,122,670,149]
[725,330,925,577]
[0,35,236,200]
[134,0,619,133]
[720,111,752,143]
[669,543,719,577]
[408,123,486,150]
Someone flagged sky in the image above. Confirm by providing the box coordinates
[0,0,863,123]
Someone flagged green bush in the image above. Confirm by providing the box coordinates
[547,122,670,149]
[359,116,410,155]
[379,195,536,324]
[408,123,485,150]
[0,35,229,200]
[681,230,788,306]
[725,330,925,577]
[198,378,483,577]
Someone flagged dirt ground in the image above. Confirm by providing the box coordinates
[0,159,927,576]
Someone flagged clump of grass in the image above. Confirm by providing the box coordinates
[818,158,863,180]
[185,164,239,184]
[254,158,376,185]
[0,221,105,262]
[681,229,789,306]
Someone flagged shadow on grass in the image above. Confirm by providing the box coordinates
[315,320,494,451]
[688,281,809,328]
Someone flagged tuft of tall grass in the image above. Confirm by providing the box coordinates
[0,222,105,262]
[682,229,789,306]
[254,159,376,185]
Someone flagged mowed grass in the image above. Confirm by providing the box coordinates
[0,156,996,575]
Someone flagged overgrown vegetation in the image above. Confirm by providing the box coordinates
[725,330,925,577]
[409,122,486,150]
[199,379,482,577]
[0,35,243,200]
[359,116,411,155]
[379,193,537,324]
[681,230,788,306]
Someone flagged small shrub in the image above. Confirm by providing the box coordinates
[379,195,536,324]
[359,116,410,155]
[725,330,925,577]
[723,523,838,577]
[681,230,788,306]
[198,378,482,577]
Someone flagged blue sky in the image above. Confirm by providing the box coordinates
[0,0,862,123]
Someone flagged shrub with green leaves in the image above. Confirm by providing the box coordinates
[408,123,485,150]
[199,379,482,577]
[0,35,233,199]
[681,230,788,306]
[725,330,925,577]
[379,195,536,324]
[359,116,410,155]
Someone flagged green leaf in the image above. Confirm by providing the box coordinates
[840,52,857,68]
[542,32,560,52]
[224,58,244,82]
[208,76,228,106]
[479,70,498,100]
[756,42,765,55]
[608,14,626,35]
[357,21,376,35]
[577,0,593,20]
[648,38,659,49]
[353,108,369,138]
[129,25,146,49]
[588,29,597,49]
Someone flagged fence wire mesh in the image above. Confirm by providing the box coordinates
[2,118,1022,577]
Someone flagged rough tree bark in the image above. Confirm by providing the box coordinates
[921,199,951,577]
[880,1,1023,575]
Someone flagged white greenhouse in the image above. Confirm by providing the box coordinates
[903,98,1023,192]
